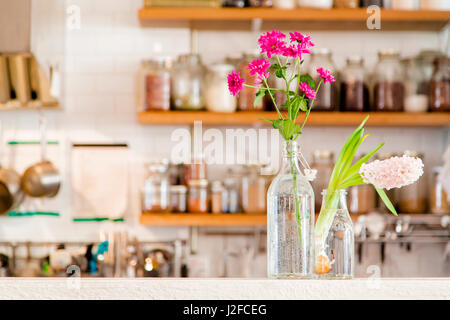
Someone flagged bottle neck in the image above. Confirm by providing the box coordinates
[281,140,302,175]
[321,189,349,213]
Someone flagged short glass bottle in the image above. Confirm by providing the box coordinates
[340,56,370,112]
[267,140,315,279]
[373,49,405,112]
[316,189,354,279]
[142,161,170,213]
[307,49,338,111]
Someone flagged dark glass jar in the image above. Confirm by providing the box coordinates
[360,0,384,7]
[373,50,404,112]
[238,53,264,111]
[307,48,338,111]
[340,56,370,112]
[430,57,450,112]
[222,0,248,7]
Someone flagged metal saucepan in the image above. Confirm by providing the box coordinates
[21,116,60,197]
[0,123,24,214]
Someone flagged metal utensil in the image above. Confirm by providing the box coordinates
[21,116,60,197]
[0,122,24,214]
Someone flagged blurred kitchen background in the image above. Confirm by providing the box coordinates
[0,0,449,278]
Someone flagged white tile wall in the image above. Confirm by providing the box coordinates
[0,0,447,277]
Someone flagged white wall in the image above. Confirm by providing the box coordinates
[0,0,448,277]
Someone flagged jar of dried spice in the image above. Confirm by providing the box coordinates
[140,58,171,111]
[188,179,209,213]
[237,53,265,111]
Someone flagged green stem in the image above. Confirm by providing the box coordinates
[243,83,283,91]
[263,78,284,120]
[286,141,302,250]
[314,189,340,256]
[300,80,323,133]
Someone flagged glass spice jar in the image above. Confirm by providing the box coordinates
[334,0,359,8]
[211,180,225,214]
[272,0,296,8]
[297,0,333,8]
[398,151,427,214]
[307,49,338,111]
[348,184,376,215]
[223,176,240,213]
[430,57,450,112]
[205,64,237,113]
[170,185,187,213]
[373,49,405,112]
[340,56,370,112]
[430,167,449,215]
[402,57,428,113]
[310,150,334,213]
[416,50,443,98]
[140,58,171,111]
[188,179,209,213]
[238,53,265,111]
[390,0,416,9]
[184,160,207,186]
[241,165,267,214]
[142,161,170,213]
[171,54,205,110]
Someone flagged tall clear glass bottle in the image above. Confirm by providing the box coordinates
[316,189,354,279]
[267,140,315,279]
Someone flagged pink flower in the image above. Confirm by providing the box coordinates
[282,42,311,60]
[289,32,315,48]
[258,30,287,58]
[299,82,316,100]
[247,58,270,82]
[227,71,245,97]
[359,156,424,190]
[317,67,336,84]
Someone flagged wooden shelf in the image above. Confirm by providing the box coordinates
[0,104,61,111]
[140,213,267,226]
[138,111,450,127]
[138,8,450,31]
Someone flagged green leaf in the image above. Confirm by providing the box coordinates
[279,119,296,140]
[298,98,308,112]
[375,187,398,216]
[299,74,316,89]
[343,142,385,181]
[254,88,266,108]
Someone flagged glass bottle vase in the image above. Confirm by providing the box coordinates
[267,140,315,279]
[315,189,354,279]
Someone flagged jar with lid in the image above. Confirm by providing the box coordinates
[170,185,187,213]
[238,53,265,111]
[205,64,237,113]
[171,54,205,110]
[211,180,225,214]
[390,0,416,9]
[298,0,333,8]
[430,167,449,215]
[398,151,427,214]
[310,150,334,212]
[184,159,207,186]
[360,0,384,6]
[307,49,338,111]
[402,57,428,113]
[340,56,370,112]
[188,179,209,213]
[272,0,296,8]
[430,57,450,112]
[249,0,272,6]
[373,50,405,112]
[140,58,171,111]
[241,165,266,214]
[334,0,359,8]
[419,0,442,9]
[142,161,170,213]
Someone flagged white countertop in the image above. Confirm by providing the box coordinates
[0,278,448,300]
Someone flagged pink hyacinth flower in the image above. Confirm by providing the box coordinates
[258,30,287,58]
[299,82,316,100]
[359,156,424,190]
[247,58,270,82]
[227,71,245,97]
[317,67,336,84]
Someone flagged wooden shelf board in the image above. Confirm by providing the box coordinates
[0,104,61,111]
[138,8,450,30]
[138,111,450,127]
[140,213,267,226]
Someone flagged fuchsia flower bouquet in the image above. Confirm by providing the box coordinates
[227,30,423,278]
